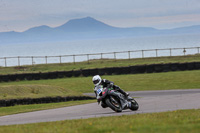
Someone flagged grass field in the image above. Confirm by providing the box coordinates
[0,109,199,133]
[0,70,200,100]
[0,54,200,75]
[0,56,199,132]
[0,55,200,127]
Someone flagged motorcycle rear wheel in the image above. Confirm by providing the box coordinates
[105,96,122,112]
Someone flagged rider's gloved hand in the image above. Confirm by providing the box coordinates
[108,83,113,89]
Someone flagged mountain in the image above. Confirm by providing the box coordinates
[162,25,200,34]
[24,25,53,34]
[0,17,200,44]
[56,17,116,32]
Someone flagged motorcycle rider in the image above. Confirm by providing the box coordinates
[92,75,129,107]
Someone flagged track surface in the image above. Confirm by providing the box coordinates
[0,89,200,126]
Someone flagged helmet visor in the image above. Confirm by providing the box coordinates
[93,79,100,85]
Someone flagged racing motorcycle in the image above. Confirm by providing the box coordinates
[95,85,139,112]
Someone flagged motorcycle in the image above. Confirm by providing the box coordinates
[95,85,139,112]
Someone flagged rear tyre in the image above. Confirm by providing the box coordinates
[130,99,139,111]
[105,96,122,112]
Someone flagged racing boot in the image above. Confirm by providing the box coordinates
[118,88,129,98]
[114,85,129,98]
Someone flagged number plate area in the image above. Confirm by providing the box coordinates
[97,88,103,95]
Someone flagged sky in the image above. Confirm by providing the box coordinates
[0,0,200,32]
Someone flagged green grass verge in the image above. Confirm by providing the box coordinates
[0,109,199,133]
[0,100,95,117]
[0,84,82,100]
[0,70,200,100]
[0,54,200,75]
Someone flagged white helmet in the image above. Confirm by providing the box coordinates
[92,75,102,86]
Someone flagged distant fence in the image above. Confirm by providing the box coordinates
[0,47,200,67]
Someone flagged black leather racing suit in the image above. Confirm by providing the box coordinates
[94,79,127,108]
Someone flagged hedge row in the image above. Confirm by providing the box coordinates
[0,62,200,82]
[0,96,95,107]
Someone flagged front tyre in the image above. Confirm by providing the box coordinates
[130,99,139,111]
[105,96,122,112]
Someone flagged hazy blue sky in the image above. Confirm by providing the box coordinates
[0,0,200,32]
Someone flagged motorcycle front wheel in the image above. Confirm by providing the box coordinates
[129,99,139,111]
[105,96,122,112]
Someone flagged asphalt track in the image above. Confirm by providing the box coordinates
[0,89,200,126]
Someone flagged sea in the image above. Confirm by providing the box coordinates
[0,34,200,67]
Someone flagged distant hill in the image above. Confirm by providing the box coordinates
[0,16,200,44]
[56,17,116,32]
